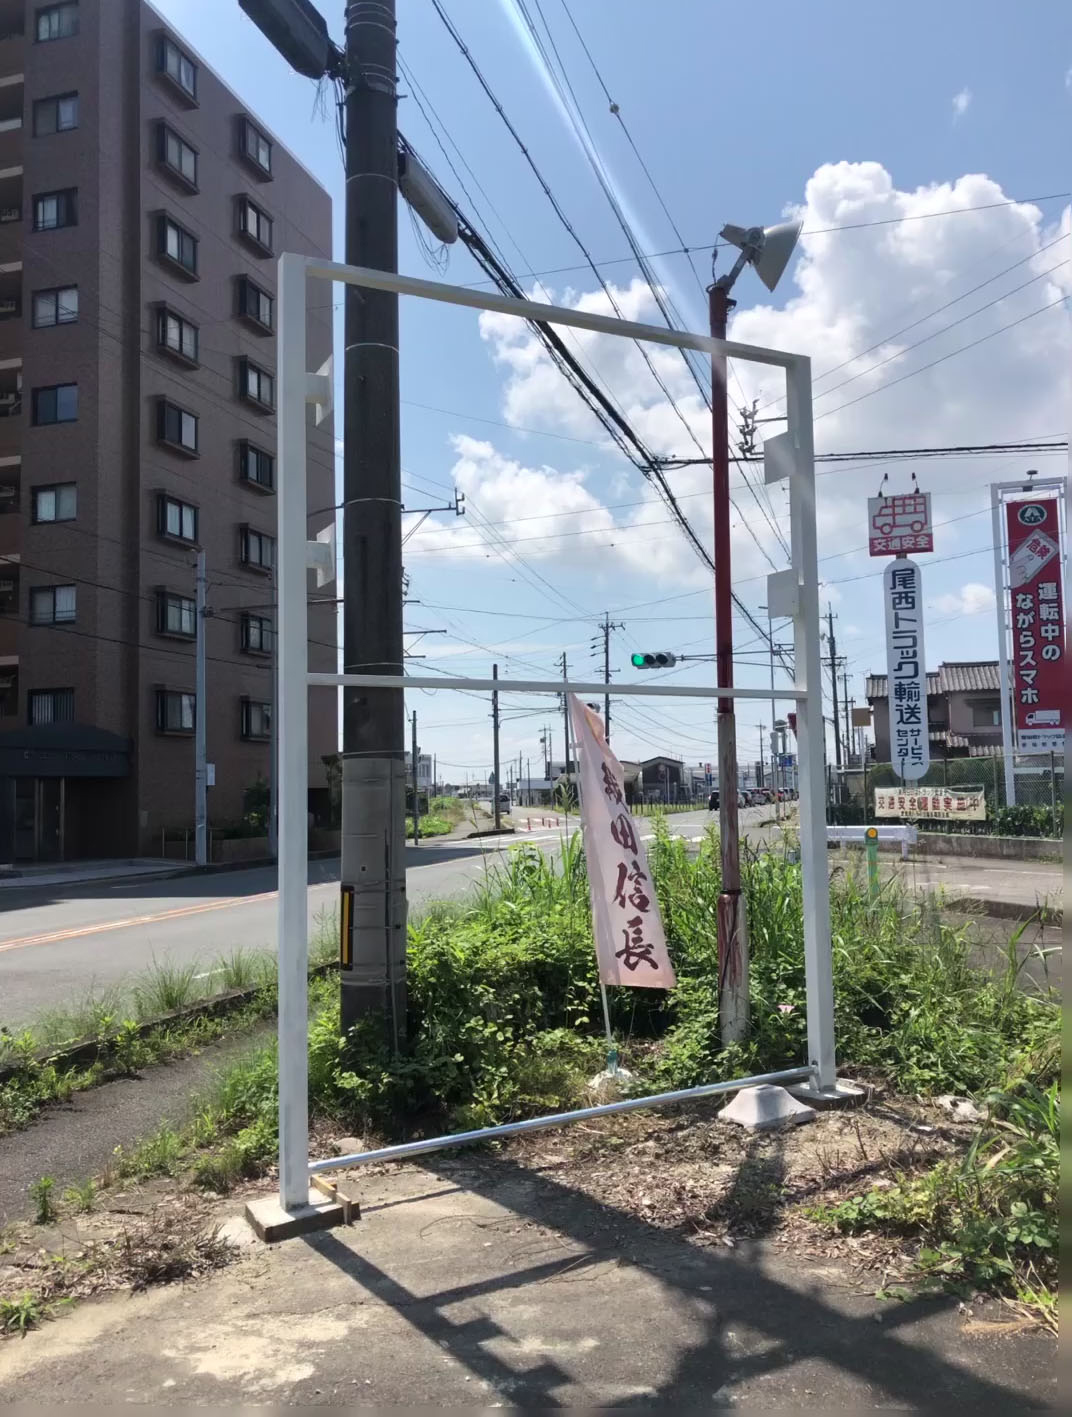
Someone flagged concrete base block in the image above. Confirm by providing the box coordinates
[245,1189,347,1243]
[789,1078,869,1109]
[720,1083,816,1131]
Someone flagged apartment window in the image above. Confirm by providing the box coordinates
[157,36,198,101]
[157,493,198,543]
[0,570,16,613]
[32,285,78,327]
[236,276,273,331]
[241,613,274,654]
[33,188,77,231]
[156,306,199,364]
[28,687,74,725]
[33,92,78,136]
[237,196,272,253]
[971,701,1001,728]
[32,384,78,425]
[241,698,272,740]
[240,525,274,572]
[156,122,198,190]
[29,583,76,625]
[31,483,76,523]
[157,214,198,276]
[156,689,195,734]
[238,357,274,410]
[156,590,196,639]
[35,3,79,42]
[239,117,272,176]
[156,398,198,454]
[238,441,274,491]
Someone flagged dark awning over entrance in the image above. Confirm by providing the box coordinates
[0,723,132,778]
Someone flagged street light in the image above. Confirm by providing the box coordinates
[708,216,801,1049]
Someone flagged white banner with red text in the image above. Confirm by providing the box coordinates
[569,695,676,991]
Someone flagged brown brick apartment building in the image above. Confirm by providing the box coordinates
[0,0,337,861]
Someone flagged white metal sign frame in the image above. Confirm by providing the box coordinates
[276,253,837,1214]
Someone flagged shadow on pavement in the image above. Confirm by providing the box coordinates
[306,1150,1048,1410]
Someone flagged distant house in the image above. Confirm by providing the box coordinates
[639,755,687,801]
[866,661,1002,761]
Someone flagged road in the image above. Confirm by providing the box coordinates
[1,805,1060,1029]
[0,810,723,1029]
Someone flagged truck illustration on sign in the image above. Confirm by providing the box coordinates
[868,493,934,556]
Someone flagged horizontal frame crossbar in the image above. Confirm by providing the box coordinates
[304,258,798,369]
[309,1065,815,1175]
[309,672,808,701]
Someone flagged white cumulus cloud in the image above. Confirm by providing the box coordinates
[932,582,996,617]
[952,87,972,119]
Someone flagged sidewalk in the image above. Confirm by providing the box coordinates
[0,1144,1055,1407]
[0,858,187,892]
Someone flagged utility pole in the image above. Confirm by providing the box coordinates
[410,711,420,844]
[340,0,405,1027]
[491,664,501,833]
[758,727,766,789]
[826,606,842,774]
[841,671,852,766]
[195,549,207,867]
[558,652,571,775]
[709,283,748,1046]
[594,612,623,741]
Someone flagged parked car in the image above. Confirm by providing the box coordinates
[707,789,719,811]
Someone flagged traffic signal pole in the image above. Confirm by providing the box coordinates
[709,284,749,1046]
[340,0,407,1029]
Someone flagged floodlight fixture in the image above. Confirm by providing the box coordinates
[715,219,802,294]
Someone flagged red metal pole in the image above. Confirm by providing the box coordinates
[710,284,749,1044]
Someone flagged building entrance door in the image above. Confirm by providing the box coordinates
[13,777,64,861]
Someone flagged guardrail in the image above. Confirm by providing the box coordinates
[827,823,917,860]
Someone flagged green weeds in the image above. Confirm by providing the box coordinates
[817,1079,1058,1326]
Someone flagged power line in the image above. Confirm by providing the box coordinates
[817,293,1068,421]
[459,190,1072,289]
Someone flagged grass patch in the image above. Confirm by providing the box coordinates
[406,813,453,838]
[815,1078,1058,1327]
[0,912,340,1137]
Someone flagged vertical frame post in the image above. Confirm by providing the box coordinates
[786,354,837,1094]
[991,483,1017,807]
[276,253,310,1210]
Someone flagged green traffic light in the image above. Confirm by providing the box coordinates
[631,653,646,668]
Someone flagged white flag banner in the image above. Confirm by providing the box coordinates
[569,695,676,991]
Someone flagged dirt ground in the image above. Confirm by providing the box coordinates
[1,1087,985,1327]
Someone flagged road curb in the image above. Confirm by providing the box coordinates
[0,850,341,897]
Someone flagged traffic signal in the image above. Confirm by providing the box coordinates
[630,651,677,669]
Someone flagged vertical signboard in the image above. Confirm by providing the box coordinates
[883,558,930,781]
[1004,498,1064,754]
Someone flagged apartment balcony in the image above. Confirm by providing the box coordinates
[0,0,24,81]
[0,462,16,559]
[0,362,19,459]
[0,77,22,171]
[0,261,19,362]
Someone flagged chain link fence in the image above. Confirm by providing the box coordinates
[829,751,1064,836]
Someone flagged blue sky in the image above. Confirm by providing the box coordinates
[156,0,1071,783]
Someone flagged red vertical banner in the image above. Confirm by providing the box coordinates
[1004,497,1065,753]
